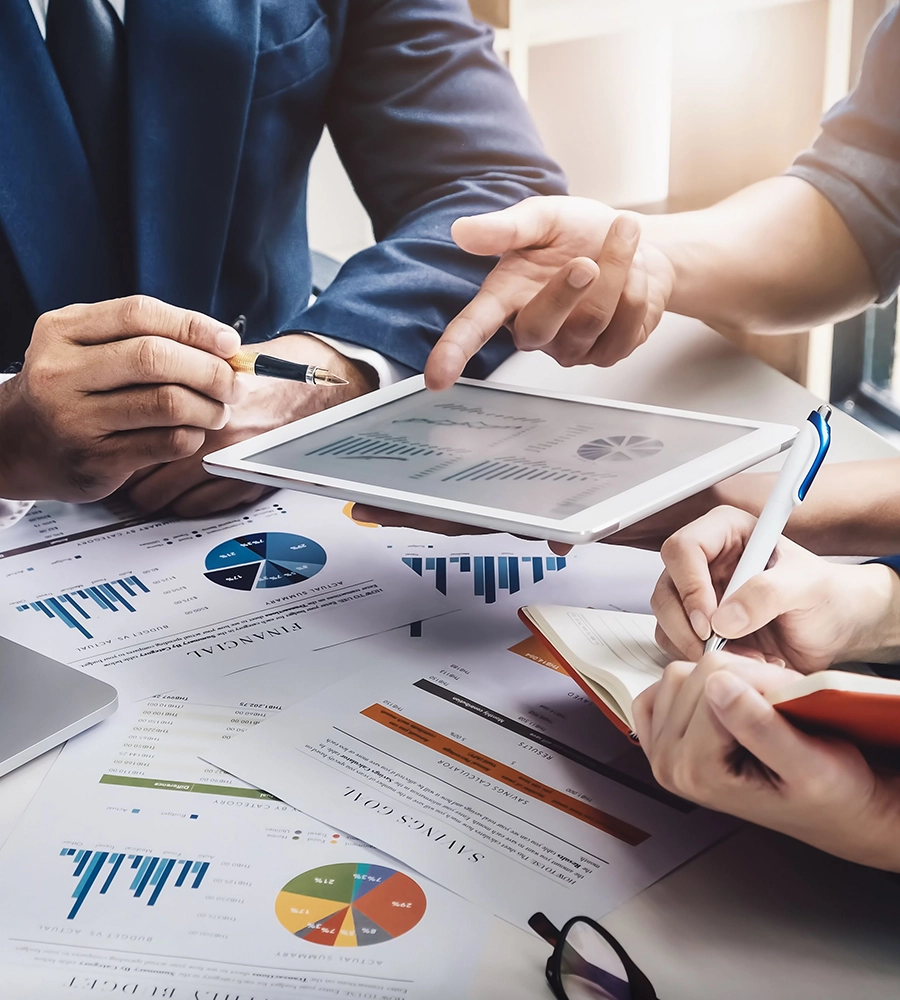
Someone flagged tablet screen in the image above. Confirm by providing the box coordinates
[248,384,751,520]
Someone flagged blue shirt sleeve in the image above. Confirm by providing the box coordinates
[292,0,567,377]
[785,6,900,303]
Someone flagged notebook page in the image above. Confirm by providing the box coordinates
[541,607,668,701]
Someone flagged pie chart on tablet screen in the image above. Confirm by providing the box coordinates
[203,532,327,591]
[275,863,427,946]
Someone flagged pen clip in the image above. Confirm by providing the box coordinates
[795,405,832,503]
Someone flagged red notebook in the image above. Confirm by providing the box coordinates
[519,605,900,750]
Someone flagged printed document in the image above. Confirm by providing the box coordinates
[210,595,734,930]
[0,662,491,999]
[0,493,446,700]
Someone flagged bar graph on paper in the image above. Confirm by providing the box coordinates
[17,574,151,641]
[401,554,566,605]
[59,846,209,920]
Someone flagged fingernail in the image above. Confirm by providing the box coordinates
[615,215,640,241]
[705,670,746,711]
[567,262,596,289]
[713,602,750,637]
[689,610,711,641]
[216,328,241,354]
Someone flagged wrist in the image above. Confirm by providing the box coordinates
[0,377,36,499]
[839,564,900,663]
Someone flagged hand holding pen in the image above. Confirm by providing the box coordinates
[649,407,834,664]
[702,405,832,653]
[225,316,348,386]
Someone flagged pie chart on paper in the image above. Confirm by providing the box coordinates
[275,863,427,947]
[203,532,327,591]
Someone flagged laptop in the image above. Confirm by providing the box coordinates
[0,635,117,778]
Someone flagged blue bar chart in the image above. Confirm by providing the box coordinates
[17,575,151,640]
[59,846,209,919]
[401,554,566,604]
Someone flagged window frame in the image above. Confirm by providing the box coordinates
[832,299,900,438]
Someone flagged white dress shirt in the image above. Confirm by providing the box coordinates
[2,0,408,528]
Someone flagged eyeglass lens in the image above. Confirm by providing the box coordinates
[559,919,632,1000]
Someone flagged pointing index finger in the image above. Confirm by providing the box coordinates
[426,284,512,391]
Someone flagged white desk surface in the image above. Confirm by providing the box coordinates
[2,314,898,1000]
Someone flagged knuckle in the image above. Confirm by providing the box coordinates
[603,244,635,269]
[670,758,697,797]
[154,384,182,424]
[650,757,676,793]
[118,294,149,333]
[31,310,59,344]
[134,336,168,377]
[205,358,233,401]
[659,535,683,563]
[747,576,776,608]
[155,426,202,461]
[182,310,206,347]
[577,300,614,331]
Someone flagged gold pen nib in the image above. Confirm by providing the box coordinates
[313,369,350,386]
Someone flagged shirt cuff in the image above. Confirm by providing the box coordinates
[305,334,416,387]
[0,499,33,530]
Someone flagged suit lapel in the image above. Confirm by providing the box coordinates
[127,0,260,314]
[0,0,116,314]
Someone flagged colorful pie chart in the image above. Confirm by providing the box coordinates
[275,863,427,947]
[203,532,327,591]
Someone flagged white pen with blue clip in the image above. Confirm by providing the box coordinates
[704,404,833,654]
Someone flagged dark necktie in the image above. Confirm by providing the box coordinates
[46,0,132,290]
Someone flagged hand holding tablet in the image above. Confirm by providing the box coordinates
[204,378,797,545]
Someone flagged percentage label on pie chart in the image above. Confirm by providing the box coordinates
[275,863,427,947]
[204,532,327,591]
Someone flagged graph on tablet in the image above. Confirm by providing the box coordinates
[249,384,751,519]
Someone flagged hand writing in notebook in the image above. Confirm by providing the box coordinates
[650,506,900,671]
[632,652,900,872]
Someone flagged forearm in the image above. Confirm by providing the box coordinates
[713,459,900,556]
[642,176,878,335]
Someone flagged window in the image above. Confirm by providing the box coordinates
[833,300,900,439]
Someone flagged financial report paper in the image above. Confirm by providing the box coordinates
[0,659,491,999]
[0,493,445,701]
[210,558,734,930]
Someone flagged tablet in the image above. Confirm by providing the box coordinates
[204,377,797,544]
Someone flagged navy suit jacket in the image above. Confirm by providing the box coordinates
[0,0,566,372]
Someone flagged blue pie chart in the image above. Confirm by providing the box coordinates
[204,532,327,591]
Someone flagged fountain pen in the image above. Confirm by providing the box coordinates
[226,316,349,386]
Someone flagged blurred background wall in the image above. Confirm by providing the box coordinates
[307,0,892,392]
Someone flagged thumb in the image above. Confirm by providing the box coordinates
[705,669,815,782]
[711,561,819,640]
[451,198,558,256]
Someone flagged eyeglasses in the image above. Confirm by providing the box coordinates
[529,912,659,1000]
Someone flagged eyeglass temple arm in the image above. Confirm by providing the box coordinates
[528,911,561,948]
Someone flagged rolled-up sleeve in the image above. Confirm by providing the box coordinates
[786,6,900,303]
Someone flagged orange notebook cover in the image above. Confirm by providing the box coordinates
[519,606,900,751]
[516,607,650,740]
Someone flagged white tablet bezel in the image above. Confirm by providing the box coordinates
[204,376,797,544]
